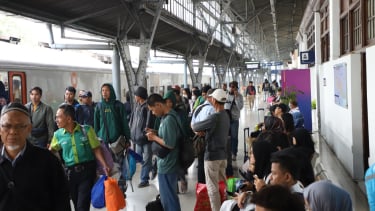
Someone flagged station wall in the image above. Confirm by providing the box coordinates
[367,45,375,167]
[318,53,364,180]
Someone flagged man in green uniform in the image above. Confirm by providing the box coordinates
[50,104,110,211]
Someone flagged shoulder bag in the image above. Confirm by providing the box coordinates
[146,194,163,211]
[98,103,129,154]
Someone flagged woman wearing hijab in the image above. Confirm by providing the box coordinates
[304,180,353,211]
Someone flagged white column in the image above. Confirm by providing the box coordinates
[315,12,321,65]
[329,0,340,60]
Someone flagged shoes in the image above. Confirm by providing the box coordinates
[138,181,149,188]
[179,181,188,194]
[150,157,158,180]
[232,155,237,161]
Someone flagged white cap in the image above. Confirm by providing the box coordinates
[209,89,227,103]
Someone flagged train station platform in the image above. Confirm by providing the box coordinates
[89,95,369,211]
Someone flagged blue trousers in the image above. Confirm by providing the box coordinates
[135,143,152,183]
[230,119,239,156]
[158,173,181,211]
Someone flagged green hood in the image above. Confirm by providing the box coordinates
[101,83,117,105]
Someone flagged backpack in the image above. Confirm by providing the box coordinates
[121,150,136,181]
[365,163,375,210]
[79,125,114,175]
[168,113,195,170]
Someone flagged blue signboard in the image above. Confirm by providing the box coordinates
[300,50,315,64]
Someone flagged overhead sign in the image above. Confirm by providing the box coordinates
[300,50,315,64]
[246,62,260,69]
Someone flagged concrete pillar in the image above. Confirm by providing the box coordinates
[329,0,340,60]
[184,60,188,88]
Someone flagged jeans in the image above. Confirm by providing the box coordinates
[136,143,152,183]
[158,173,181,211]
[230,119,239,156]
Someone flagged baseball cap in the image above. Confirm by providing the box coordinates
[80,90,92,98]
[209,89,227,103]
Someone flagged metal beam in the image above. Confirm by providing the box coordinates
[49,43,113,50]
[63,6,119,24]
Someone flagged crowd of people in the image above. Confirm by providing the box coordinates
[0,79,357,211]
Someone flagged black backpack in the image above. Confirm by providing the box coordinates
[168,113,195,170]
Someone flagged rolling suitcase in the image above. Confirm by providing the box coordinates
[243,108,265,162]
[243,127,250,162]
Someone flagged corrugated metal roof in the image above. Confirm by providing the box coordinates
[0,0,308,63]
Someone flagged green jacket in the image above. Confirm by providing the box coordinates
[94,83,131,143]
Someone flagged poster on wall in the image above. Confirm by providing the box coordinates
[334,63,348,108]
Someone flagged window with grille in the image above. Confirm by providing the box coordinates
[321,33,330,62]
[341,15,349,54]
[352,7,362,49]
[320,1,330,62]
[368,0,375,42]
[307,17,315,49]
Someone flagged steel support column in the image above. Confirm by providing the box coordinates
[112,47,121,100]
[136,1,163,87]
[186,57,202,88]
[116,39,135,106]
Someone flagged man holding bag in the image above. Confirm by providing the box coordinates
[50,104,110,211]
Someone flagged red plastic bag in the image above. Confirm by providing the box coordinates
[194,181,226,211]
[104,177,126,211]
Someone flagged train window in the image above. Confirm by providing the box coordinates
[8,72,27,104]
[0,72,9,105]
[150,86,156,94]
[12,76,22,103]
[159,86,165,96]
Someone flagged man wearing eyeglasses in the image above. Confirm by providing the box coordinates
[0,102,71,211]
